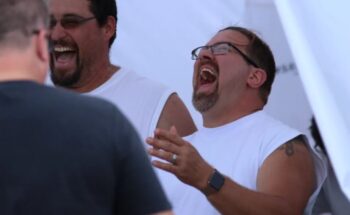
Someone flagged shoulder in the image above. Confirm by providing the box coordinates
[241,111,302,165]
[109,69,173,102]
[252,111,301,143]
[256,112,299,133]
[124,69,170,91]
[39,84,126,122]
[275,135,309,157]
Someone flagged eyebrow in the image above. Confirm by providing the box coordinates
[211,41,245,47]
[50,13,84,19]
[63,14,85,18]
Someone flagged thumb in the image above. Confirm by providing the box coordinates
[170,125,178,135]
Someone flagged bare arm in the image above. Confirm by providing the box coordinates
[208,136,316,215]
[156,93,197,137]
[147,129,316,215]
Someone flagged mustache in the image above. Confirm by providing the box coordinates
[197,58,219,71]
[51,39,76,47]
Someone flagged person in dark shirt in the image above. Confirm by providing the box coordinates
[0,0,171,214]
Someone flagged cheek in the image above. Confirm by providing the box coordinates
[218,61,248,86]
[84,32,107,54]
[73,28,98,46]
[76,37,97,59]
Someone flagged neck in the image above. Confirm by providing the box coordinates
[0,53,44,84]
[69,62,120,93]
[202,97,264,128]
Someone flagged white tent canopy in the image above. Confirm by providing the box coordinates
[275,0,350,201]
[111,0,350,201]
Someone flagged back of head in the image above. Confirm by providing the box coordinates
[87,0,117,48]
[220,26,276,104]
[0,0,48,50]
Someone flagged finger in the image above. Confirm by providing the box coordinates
[146,137,159,149]
[153,131,161,150]
[145,137,159,150]
[169,125,178,135]
[146,137,179,154]
[146,137,164,149]
[154,128,185,146]
[148,148,175,163]
[152,160,177,174]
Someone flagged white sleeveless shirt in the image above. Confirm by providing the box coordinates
[86,68,174,142]
[157,111,326,215]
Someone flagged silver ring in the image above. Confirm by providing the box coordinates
[171,153,177,164]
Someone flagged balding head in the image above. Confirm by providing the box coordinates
[0,0,49,49]
[0,0,50,83]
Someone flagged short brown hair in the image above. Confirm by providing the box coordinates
[220,26,276,104]
[0,0,48,48]
[87,0,117,48]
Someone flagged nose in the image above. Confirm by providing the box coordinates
[197,47,214,61]
[193,48,214,74]
[49,22,67,42]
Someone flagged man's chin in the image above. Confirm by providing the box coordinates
[192,92,218,113]
[50,69,80,87]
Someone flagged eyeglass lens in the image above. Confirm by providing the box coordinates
[50,16,95,29]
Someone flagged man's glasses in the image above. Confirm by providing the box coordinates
[50,15,96,29]
[32,29,53,52]
[191,42,259,68]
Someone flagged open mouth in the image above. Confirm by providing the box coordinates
[199,67,218,85]
[52,45,77,71]
[195,66,219,95]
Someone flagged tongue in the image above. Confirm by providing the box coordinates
[56,52,75,62]
[197,78,217,95]
[54,52,77,70]
[200,70,217,84]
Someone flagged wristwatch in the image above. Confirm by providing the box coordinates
[202,169,225,196]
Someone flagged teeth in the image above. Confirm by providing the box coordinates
[54,46,75,52]
[200,68,217,79]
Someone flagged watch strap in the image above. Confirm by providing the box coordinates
[202,169,225,196]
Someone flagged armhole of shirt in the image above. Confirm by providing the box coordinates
[260,131,301,167]
[148,89,175,137]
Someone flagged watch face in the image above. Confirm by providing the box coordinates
[209,169,225,191]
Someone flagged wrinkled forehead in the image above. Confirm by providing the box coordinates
[49,0,92,17]
[207,29,250,47]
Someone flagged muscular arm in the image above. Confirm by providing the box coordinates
[156,93,197,136]
[207,136,316,215]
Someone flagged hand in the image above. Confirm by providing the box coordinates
[146,126,213,191]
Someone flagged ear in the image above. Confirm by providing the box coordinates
[246,68,267,89]
[102,16,117,44]
[33,30,49,81]
[35,30,49,63]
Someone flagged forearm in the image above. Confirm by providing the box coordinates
[205,178,300,215]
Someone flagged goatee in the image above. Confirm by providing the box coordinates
[192,90,219,113]
[50,52,82,88]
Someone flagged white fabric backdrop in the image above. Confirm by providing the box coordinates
[111,0,350,200]
[275,0,350,201]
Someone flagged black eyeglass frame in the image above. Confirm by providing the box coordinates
[49,16,96,30]
[191,42,259,68]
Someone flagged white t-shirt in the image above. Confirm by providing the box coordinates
[86,68,174,142]
[157,111,326,215]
